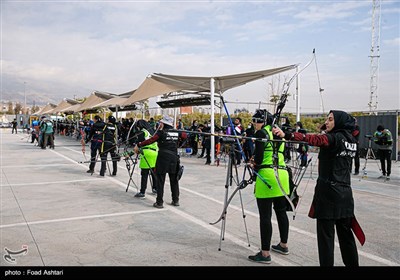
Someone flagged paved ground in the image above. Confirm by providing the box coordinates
[0,128,399,271]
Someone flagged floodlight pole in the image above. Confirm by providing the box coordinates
[24,81,27,122]
[210,78,215,165]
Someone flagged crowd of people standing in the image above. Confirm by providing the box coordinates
[11,111,395,267]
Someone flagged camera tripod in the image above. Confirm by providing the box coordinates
[209,141,251,251]
[361,137,381,179]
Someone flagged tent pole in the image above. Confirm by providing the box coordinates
[210,78,215,165]
[295,65,300,122]
[219,93,223,126]
[173,94,177,128]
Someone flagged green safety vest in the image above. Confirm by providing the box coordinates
[139,128,158,169]
[254,125,290,199]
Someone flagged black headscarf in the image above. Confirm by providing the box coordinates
[329,110,355,132]
[136,119,154,135]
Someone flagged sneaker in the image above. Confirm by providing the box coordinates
[152,188,157,194]
[271,243,289,255]
[248,251,271,264]
[86,169,94,173]
[153,202,164,209]
[353,171,359,175]
[385,176,390,181]
[377,175,386,179]
[171,201,180,207]
[134,192,145,198]
[112,171,117,176]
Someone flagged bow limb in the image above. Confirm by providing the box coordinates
[210,186,242,225]
[273,165,296,216]
[125,118,137,149]
[210,165,256,225]
[79,128,87,161]
[272,49,316,126]
[268,50,316,216]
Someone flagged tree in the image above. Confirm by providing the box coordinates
[14,102,22,115]
[31,105,40,113]
[234,107,248,114]
[7,101,13,114]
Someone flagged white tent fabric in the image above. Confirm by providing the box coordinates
[122,76,184,105]
[94,96,130,108]
[75,92,113,112]
[36,103,57,115]
[59,103,83,114]
[47,99,80,114]
[123,64,297,105]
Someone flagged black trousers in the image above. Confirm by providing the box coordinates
[256,196,289,251]
[89,143,101,171]
[155,172,179,205]
[100,149,118,176]
[140,168,156,193]
[377,149,392,176]
[190,138,198,155]
[350,145,360,173]
[316,218,359,267]
[235,143,242,165]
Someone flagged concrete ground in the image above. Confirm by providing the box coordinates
[0,128,399,269]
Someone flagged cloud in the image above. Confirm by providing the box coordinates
[383,37,400,47]
[2,1,399,113]
[293,2,370,23]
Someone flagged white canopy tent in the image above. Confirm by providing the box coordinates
[123,64,298,165]
[36,103,57,115]
[47,98,80,114]
[75,91,115,113]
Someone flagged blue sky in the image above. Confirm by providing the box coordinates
[2,0,399,113]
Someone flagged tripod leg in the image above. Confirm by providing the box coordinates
[217,148,233,251]
[361,155,368,179]
[361,142,381,179]
[371,150,381,171]
[361,143,372,179]
[238,189,251,247]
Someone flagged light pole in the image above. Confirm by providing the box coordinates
[24,81,27,115]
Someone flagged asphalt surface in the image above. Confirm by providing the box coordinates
[1,129,399,270]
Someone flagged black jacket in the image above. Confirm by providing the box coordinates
[312,110,357,219]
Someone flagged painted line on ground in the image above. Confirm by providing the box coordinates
[0,209,168,229]
[6,145,396,266]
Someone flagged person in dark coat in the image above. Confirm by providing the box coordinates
[86,116,106,175]
[273,110,361,267]
[11,119,18,134]
[373,124,393,180]
[99,115,119,176]
[134,115,180,208]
